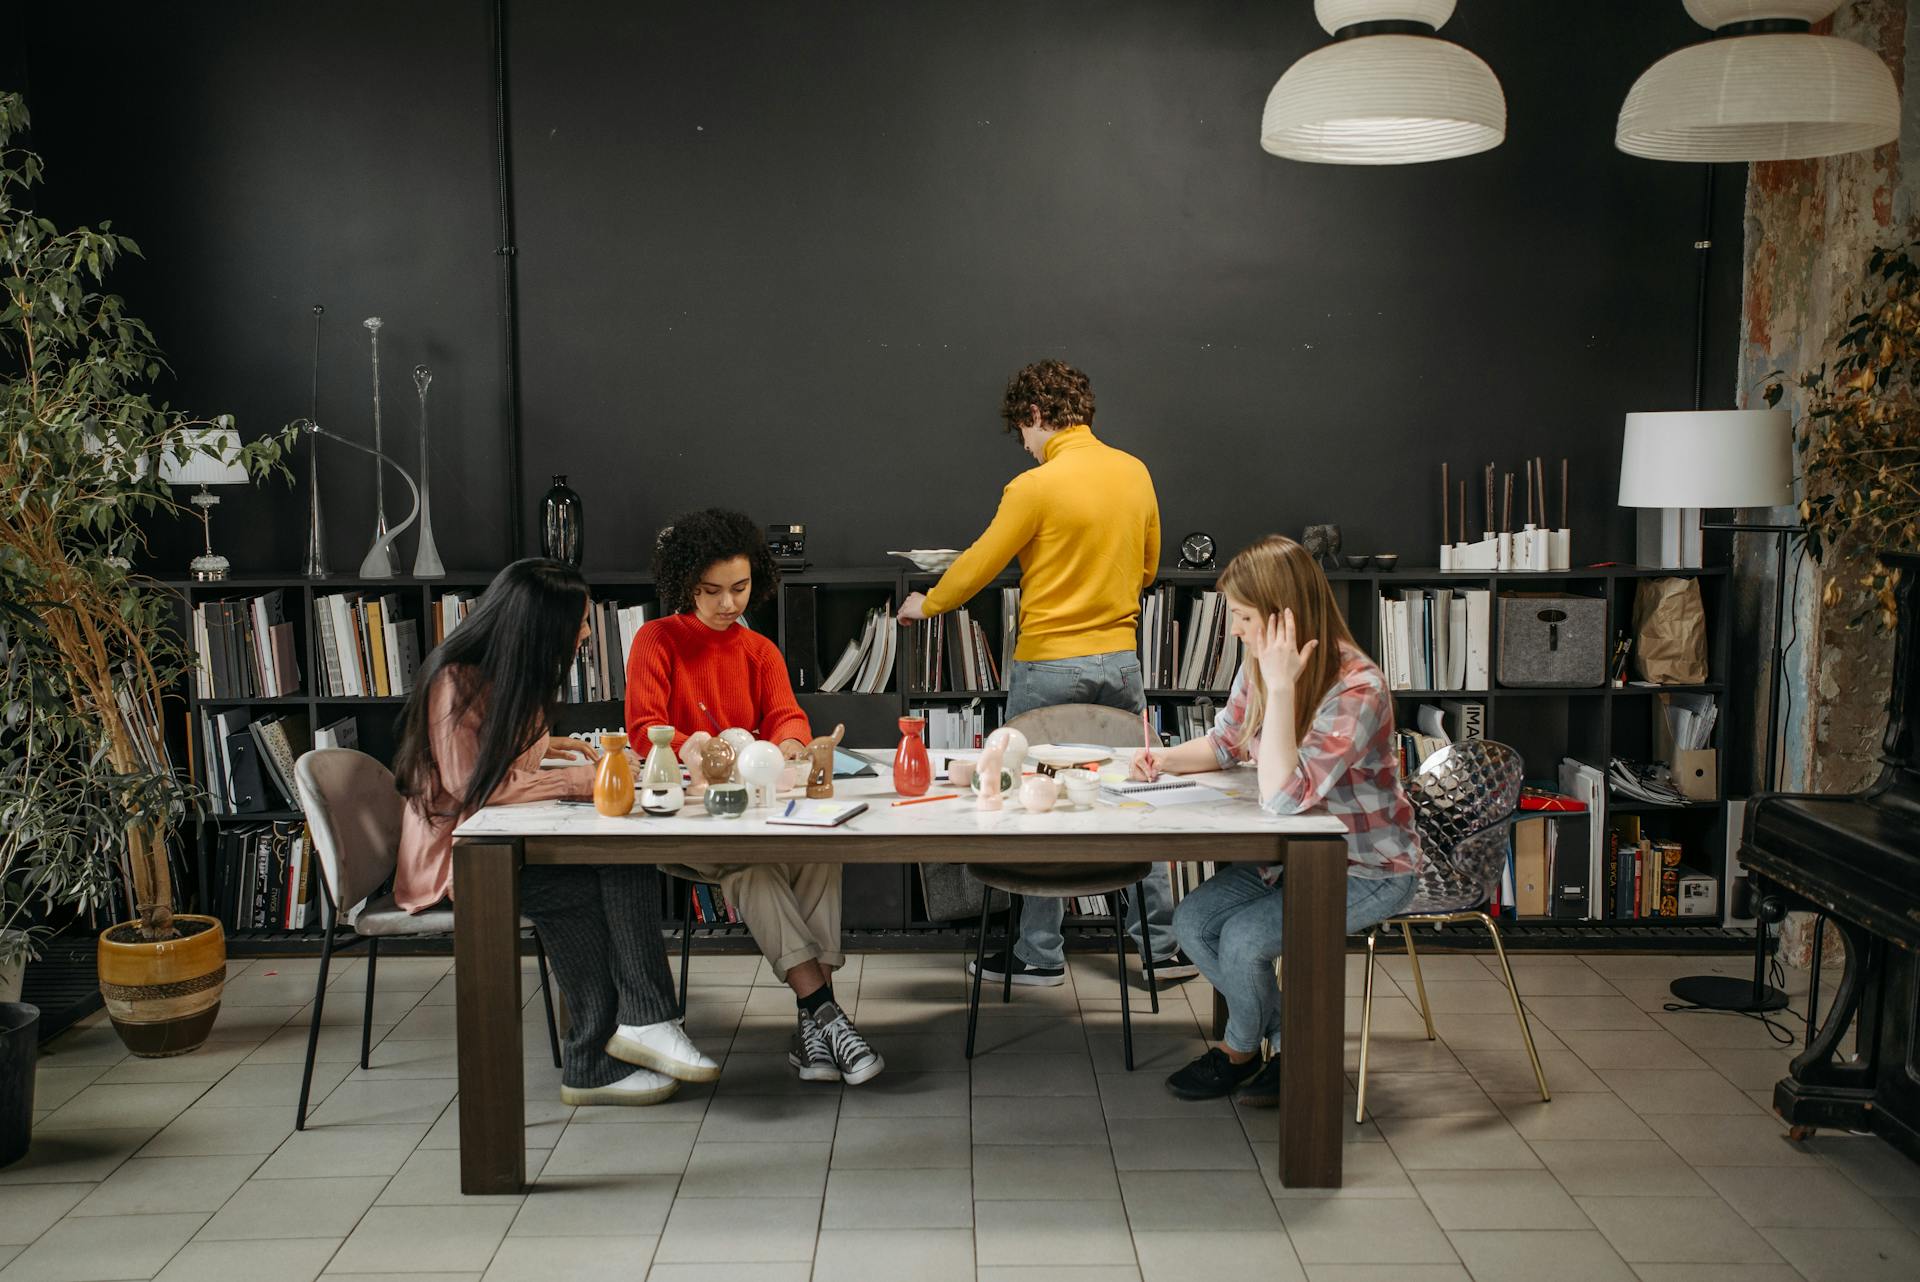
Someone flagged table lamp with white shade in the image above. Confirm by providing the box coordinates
[1617,406,1798,1014]
[160,426,250,581]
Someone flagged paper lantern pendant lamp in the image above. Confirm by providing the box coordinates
[1617,2,1900,161]
[1261,1,1506,165]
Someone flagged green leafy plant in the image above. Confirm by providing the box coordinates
[1,92,288,968]
[1767,238,1920,629]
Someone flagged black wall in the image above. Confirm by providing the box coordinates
[12,1,1744,577]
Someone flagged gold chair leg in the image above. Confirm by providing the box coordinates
[1356,928,1378,1125]
[1399,920,1436,1041]
[1480,912,1550,1102]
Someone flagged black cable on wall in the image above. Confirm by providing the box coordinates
[492,0,525,558]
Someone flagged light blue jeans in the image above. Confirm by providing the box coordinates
[1005,651,1178,967]
[1173,865,1418,1054]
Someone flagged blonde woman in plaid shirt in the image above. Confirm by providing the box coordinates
[1129,535,1421,1104]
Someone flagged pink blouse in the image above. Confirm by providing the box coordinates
[395,667,595,913]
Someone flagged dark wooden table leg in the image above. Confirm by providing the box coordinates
[1279,837,1346,1188]
[454,838,526,1195]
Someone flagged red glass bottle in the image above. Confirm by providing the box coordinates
[893,716,932,797]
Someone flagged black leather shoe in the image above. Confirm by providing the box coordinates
[1164,1047,1261,1100]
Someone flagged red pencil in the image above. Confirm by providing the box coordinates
[697,700,725,734]
[891,793,958,807]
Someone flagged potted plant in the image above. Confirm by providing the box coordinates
[1768,238,1920,627]
[1,91,286,1057]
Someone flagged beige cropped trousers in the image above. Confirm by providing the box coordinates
[683,862,845,978]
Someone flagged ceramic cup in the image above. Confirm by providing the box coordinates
[1018,775,1059,813]
[947,758,976,788]
[703,781,750,820]
[1057,767,1099,809]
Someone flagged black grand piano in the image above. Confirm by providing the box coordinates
[1743,550,1920,1162]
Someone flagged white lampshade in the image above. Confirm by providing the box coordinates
[159,427,248,487]
[1617,2,1899,161]
[1262,0,1505,165]
[1617,409,1794,509]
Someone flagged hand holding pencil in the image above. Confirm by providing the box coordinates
[1132,709,1160,782]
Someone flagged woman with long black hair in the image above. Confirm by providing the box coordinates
[392,558,718,1106]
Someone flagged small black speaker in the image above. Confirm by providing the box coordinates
[783,583,819,692]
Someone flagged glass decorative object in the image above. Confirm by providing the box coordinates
[303,304,328,578]
[737,740,785,809]
[411,364,444,578]
[363,317,397,576]
[541,474,584,568]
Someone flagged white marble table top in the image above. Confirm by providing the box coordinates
[454,756,1346,841]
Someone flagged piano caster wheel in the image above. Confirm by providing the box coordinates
[1788,1125,1817,1143]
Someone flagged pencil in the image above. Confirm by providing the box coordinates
[1140,708,1159,781]
[891,793,957,807]
[697,700,725,734]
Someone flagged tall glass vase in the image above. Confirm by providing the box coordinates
[363,317,397,576]
[303,304,329,578]
[541,475,584,567]
[410,365,444,577]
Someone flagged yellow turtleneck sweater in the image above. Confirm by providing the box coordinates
[924,425,1160,662]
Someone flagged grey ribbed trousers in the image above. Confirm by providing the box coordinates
[520,865,679,1088]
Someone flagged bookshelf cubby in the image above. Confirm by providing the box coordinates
[160,562,1729,954]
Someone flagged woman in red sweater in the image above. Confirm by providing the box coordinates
[626,509,883,1086]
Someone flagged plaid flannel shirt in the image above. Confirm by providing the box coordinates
[1206,643,1421,881]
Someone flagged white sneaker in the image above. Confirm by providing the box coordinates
[559,1067,679,1106]
[608,1018,721,1082]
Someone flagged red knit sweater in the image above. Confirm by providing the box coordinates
[624,611,812,753]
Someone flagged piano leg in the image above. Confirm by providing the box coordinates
[1775,914,1880,1137]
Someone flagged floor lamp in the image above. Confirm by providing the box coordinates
[1619,409,1798,1013]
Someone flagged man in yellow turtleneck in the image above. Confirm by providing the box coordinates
[898,359,1195,986]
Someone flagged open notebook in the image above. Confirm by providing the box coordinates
[1099,778,1226,807]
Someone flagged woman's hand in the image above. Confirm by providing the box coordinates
[546,735,597,762]
[778,738,808,761]
[1128,747,1159,782]
[1250,608,1318,692]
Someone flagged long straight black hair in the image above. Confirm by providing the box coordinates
[393,558,589,818]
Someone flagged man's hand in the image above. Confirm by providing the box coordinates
[898,592,929,624]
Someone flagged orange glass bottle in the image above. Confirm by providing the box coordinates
[593,732,635,816]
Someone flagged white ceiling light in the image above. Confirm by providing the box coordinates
[1261,0,1506,166]
[1617,2,1900,161]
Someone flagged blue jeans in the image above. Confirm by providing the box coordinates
[1005,651,1177,967]
[1173,866,1417,1054]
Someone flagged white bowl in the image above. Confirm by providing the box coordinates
[887,549,961,573]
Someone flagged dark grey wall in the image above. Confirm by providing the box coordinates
[13,0,1744,576]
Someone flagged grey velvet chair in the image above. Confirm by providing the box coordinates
[293,748,561,1130]
[1353,738,1551,1122]
[963,704,1159,1071]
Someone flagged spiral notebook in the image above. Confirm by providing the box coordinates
[766,799,869,827]
[1099,779,1226,807]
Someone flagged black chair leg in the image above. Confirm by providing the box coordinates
[965,888,992,1060]
[1116,895,1134,1071]
[679,879,695,1018]
[532,928,562,1068]
[1002,894,1020,1005]
[359,936,379,1071]
[296,929,336,1131]
[1136,881,1159,1014]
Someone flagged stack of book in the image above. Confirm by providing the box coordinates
[905,609,1003,693]
[563,601,652,704]
[191,591,302,699]
[680,879,740,925]
[912,701,989,749]
[198,709,312,815]
[1147,698,1217,745]
[1377,587,1490,692]
[1605,815,1683,919]
[817,600,896,693]
[315,593,421,698]
[215,821,316,931]
[1139,587,1237,691]
[434,591,480,643]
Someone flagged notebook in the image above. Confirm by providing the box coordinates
[766,799,869,827]
[1099,779,1227,807]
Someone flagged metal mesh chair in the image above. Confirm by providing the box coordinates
[1354,738,1550,1122]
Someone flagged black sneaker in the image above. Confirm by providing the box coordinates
[1234,1054,1280,1108]
[967,951,1066,987]
[1150,949,1199,981]
[1165,1047,1262,1100]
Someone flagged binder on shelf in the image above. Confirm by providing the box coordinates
[222,728,270,815]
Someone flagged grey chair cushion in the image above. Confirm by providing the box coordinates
[350,894,455,938]
[965,861,1155,897]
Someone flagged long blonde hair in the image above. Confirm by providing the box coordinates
[1217,535,1361,748]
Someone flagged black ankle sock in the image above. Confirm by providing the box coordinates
[798,983,834,1017]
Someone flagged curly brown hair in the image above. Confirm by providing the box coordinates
[1000,359,1095,432]
[651,508,780,615]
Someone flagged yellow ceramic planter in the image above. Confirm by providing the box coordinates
[96,915,226,1057]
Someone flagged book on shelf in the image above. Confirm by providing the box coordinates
[191,592,302,700]
[313,716,359,751]
[1138,586,1239,692]
[435,591,480,644]
[214,821,312,931]
[912,699,988,749]
[818,600,895,694]
[905,607,1005,694]
[246,713,312,812]
[1377,587,1488,692]
[1147,697,1218,746]
[315,592,420,699]
[999,587,1020,687]
[561,600,647,704]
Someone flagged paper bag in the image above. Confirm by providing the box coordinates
[1631,577,1708,685]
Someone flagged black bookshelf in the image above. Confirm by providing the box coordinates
[159,562,1731,954]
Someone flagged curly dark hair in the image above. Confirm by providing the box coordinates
[1001,359,1095,432]
[652,508,780,614]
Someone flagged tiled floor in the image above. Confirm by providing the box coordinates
[6,947,1919,1282]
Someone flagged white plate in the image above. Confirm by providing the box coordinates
[1028,743,1114,769]
[886,549,961,573]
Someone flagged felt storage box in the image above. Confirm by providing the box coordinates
[1497,594,1607,688]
